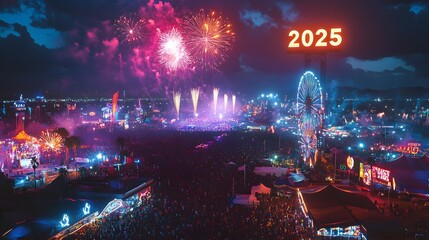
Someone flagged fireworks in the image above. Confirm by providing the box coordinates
[232,95,236,114]
[40,131,63,153]
[224,94,228,114]
[191,88,200,116]
[158,28,190,71]
[213,88,219,115]
[114,13,147,44]
[183,10,235,70]
[173,91,181,119]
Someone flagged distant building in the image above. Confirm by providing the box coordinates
[14,94,26,132]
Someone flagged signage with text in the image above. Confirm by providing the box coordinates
[287,27,343,52]
[372,166,390,183]
[396,142,421,154]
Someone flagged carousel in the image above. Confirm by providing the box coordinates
[0,130,40,171]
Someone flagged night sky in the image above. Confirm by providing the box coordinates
[0,0,428,99]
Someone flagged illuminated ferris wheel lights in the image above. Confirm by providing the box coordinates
[296,71,323,164]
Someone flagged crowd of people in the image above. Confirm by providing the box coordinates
[67,131,314,239]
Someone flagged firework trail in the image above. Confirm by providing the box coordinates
[183,9,235,70]
[213,88,219,115]
[173,91,181,119]
[191,88,200,116]
[114,13,147,45]
[232,95,236,114]
[158,28,190,71]
[224,93,228,114]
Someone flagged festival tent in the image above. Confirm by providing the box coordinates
[300,184,403,238]
[301,185,377,213]
[12,130,34,142]
[232,194,259,206]
[376,155,429,193]
[287,172,308,187]
[251,183,271,195]
[253,167,287,177]
[237,164,245,171]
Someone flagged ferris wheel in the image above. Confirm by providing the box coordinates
[296,71,323,165]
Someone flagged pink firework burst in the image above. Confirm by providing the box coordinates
[158,28,190,71]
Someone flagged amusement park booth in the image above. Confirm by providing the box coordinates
[371,155,429,194]
[9,130,40,169]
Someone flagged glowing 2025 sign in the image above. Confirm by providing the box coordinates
[288,28,343,51]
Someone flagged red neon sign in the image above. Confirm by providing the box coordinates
[287,27,343,52]
[372,166,390,183]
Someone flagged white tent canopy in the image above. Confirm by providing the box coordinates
[232,194,259,206]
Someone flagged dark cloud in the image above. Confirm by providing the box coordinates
[0,24,57,96]
[346,56,415,73]
[0,0,20,12]
[0,19,8,27]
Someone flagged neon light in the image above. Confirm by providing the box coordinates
[59,214,70,228]
[347,156,354,169]
[297,189,309,218]
[315,29,328,46]
[396,142,421,154]
[318,225,361,237]
[359,163,364,178]
[329,28,342,46]
[392,177,396,191]
[98,199,124,218]
[288,28,343,50]
[302,30,313,47]
[372,166,390,182]
[288,30,299,48]
[363,165,372,185]
[83,203,91,215]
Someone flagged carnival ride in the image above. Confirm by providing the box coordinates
[296,71,324,166]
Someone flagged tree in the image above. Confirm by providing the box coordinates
[78,167,89,179]
[64,136,81,167]
[0,172,14,195]
[69,136,81,161]
[59,167,69,182]
[64,137,74,167]
[125,162,137,176]
[55,127,70,140]
[31,156,39,189]
[55,127,70,166]
[90,164,99,176]
[116,137,127,163]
